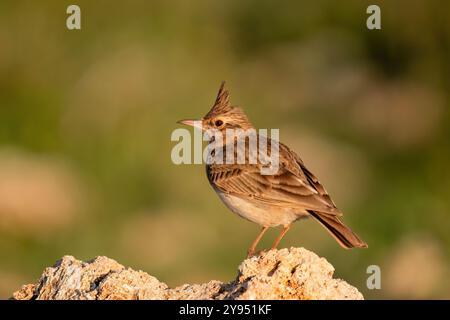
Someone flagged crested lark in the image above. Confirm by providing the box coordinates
[178,82,367,256]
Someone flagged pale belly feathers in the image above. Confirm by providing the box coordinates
[214,189,307,227]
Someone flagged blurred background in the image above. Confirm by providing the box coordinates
[0,0,449,299]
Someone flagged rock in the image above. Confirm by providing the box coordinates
[12,247,363,300]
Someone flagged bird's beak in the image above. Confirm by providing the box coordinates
[177,119,203,130]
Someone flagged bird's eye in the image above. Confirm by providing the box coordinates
[215,119,224,127]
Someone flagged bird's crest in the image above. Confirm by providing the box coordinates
[203,81,253,129]
[205,81,233,118]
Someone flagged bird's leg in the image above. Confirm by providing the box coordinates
[247,226,269,257]
[271,224,291,250]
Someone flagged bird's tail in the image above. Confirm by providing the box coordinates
[308,211,368,249]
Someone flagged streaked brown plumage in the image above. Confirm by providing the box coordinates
[178,82,367,256]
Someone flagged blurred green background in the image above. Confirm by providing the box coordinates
[0,0,449,299]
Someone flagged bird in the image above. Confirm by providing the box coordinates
[178,82,367,257]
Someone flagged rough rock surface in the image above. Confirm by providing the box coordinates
[12,247,363,300]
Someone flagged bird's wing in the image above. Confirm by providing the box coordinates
[287,144,340,213]
[207,142,342,216]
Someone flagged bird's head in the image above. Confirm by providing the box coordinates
[177,82,254,133]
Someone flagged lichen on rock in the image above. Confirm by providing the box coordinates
[12,247,363,300]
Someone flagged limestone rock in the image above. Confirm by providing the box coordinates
[12,247,363,300]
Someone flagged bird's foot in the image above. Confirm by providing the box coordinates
[246,249,268,258]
